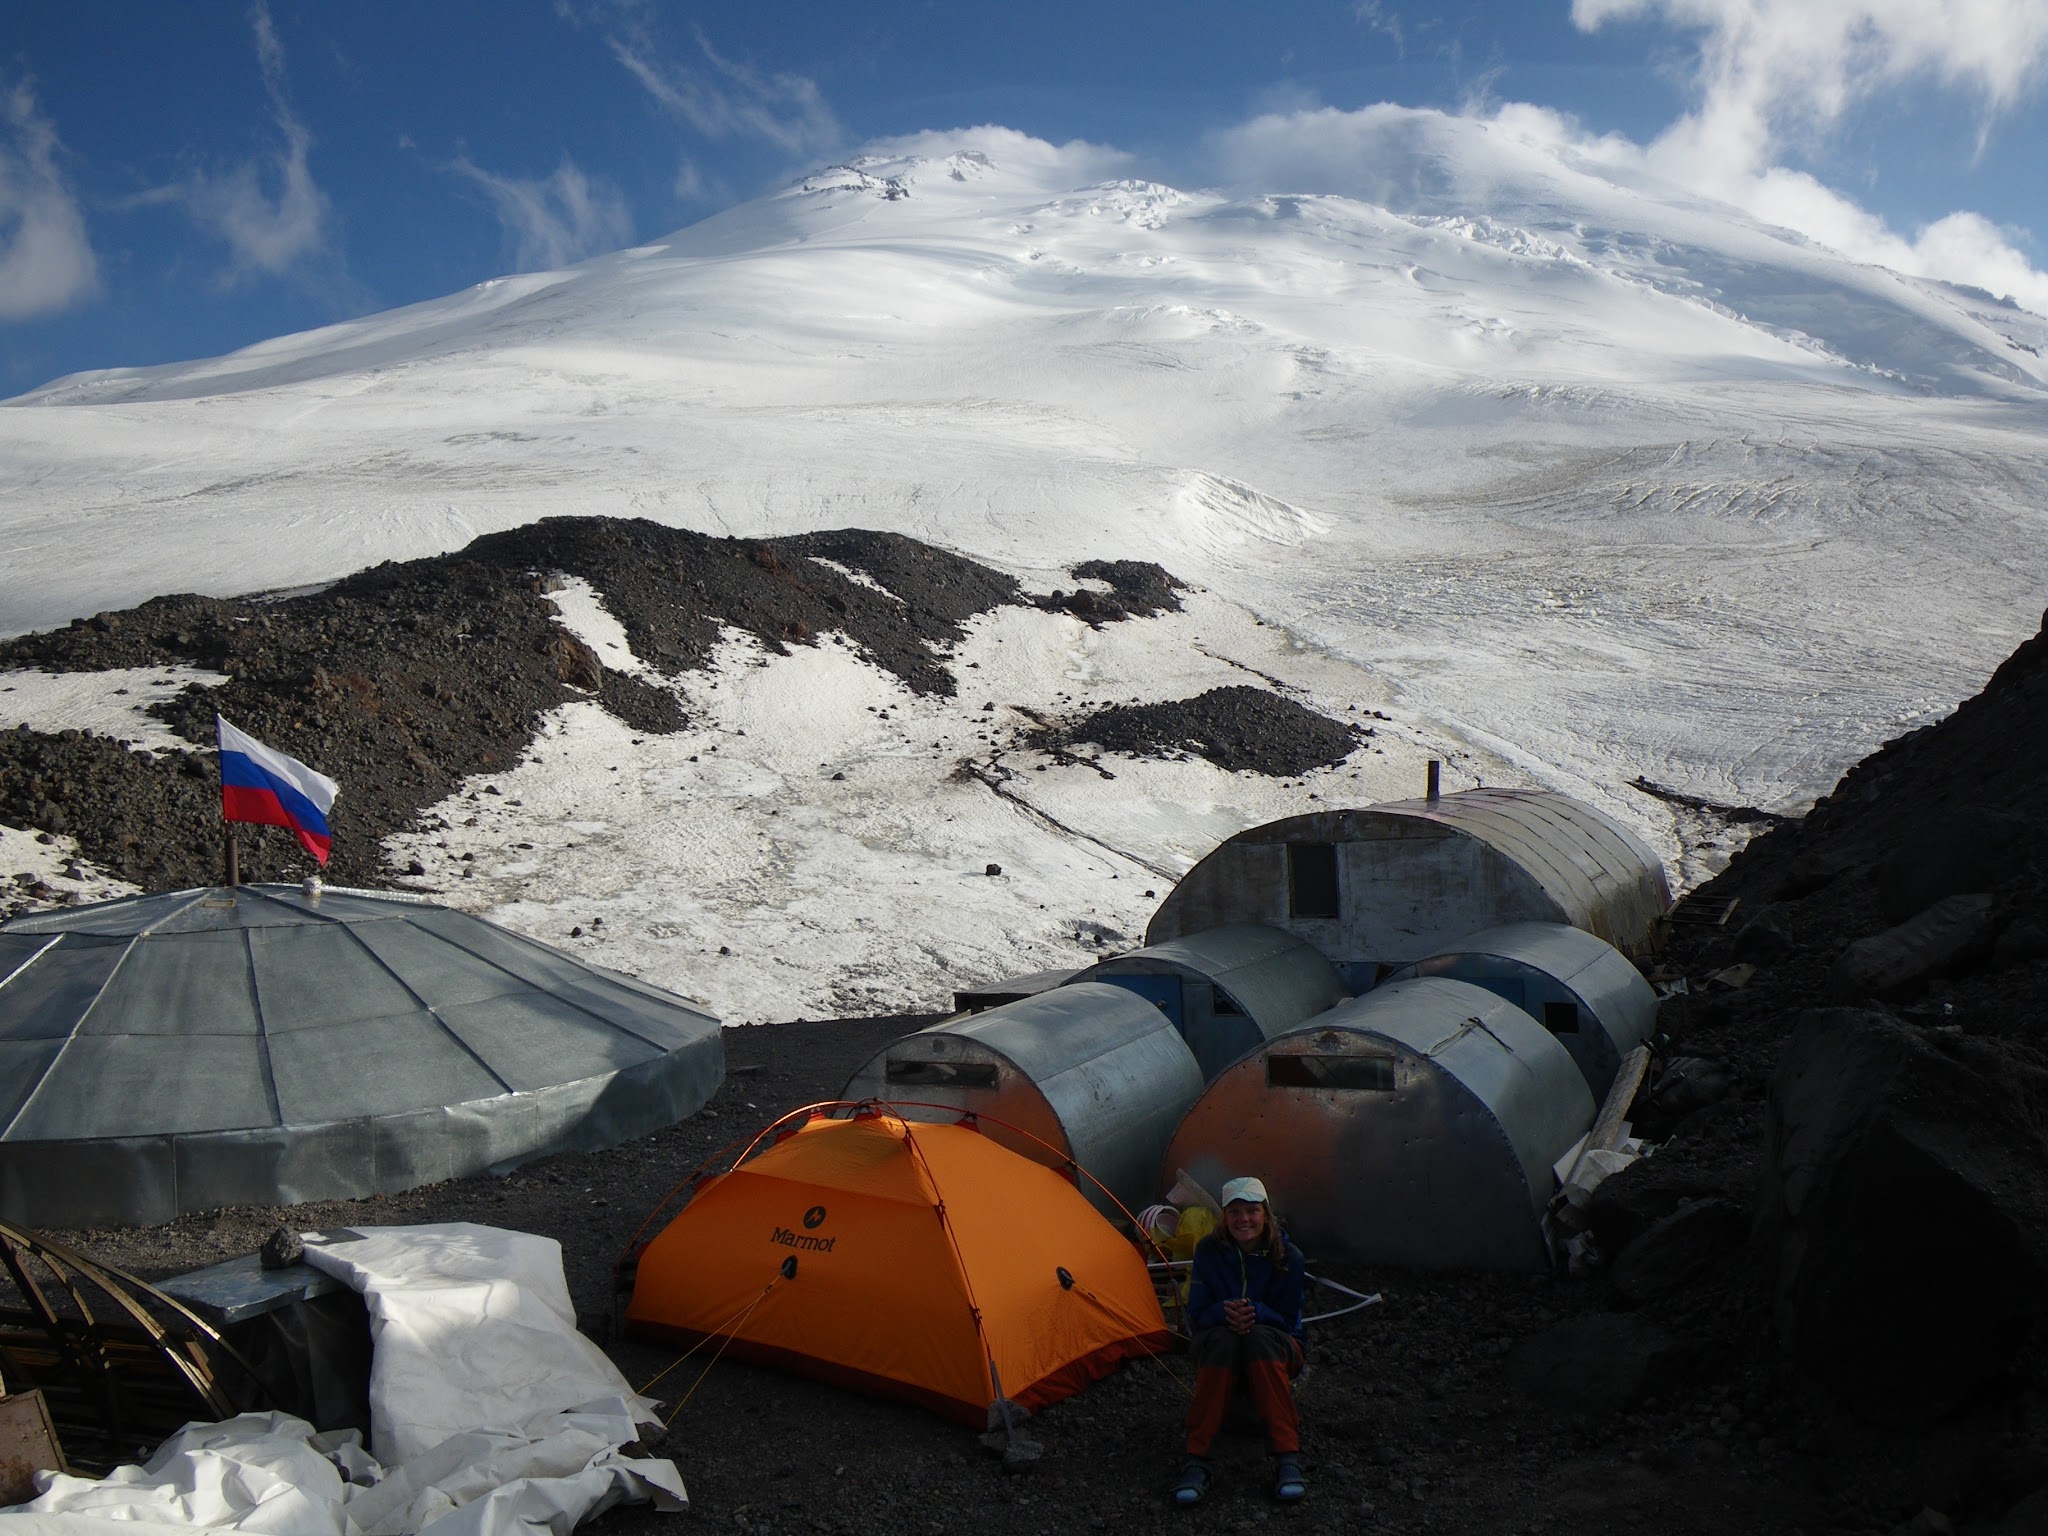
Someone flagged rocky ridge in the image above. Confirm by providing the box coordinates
[0,519,1353,905]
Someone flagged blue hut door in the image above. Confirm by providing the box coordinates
[1100,973,1183,1029]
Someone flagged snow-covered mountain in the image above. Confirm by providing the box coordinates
[4,114,2045,1018]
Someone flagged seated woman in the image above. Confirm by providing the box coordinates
[1172,1176,1307,1505]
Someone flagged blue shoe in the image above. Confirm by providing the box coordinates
[1273,1453,1306,1502]
[1171,1458,1211,1506]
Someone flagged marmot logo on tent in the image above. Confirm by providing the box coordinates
[771,1224,836,1253]
[802,1205,827,1229]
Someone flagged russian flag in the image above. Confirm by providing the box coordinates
[217,715,340,865]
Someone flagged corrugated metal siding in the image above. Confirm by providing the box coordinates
[1146,790,1669,963]
[1162,977,1594,1269]
[841,984,1203,1215]
[1396,922,1658,1099]
[1073,922,1345,1048]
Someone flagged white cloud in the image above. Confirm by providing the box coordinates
[1574,0,2048,135]
[1566,0,2048,308]
[1212,5,2048,316]
[1354,1,1406,54]
[0,79,99,320]
[862,124,1129,174]
[609,24,839,156]
[450,156,633,271]
[154,2,330,278]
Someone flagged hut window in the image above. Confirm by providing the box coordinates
[1287,843,1340,919]
[1267,1053,1395,1092]
[885,1059,1000,1089]
[1213,991,1244,1017]
[1543,1002,1581,1035]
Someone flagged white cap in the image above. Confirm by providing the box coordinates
[1219,1176,1269,1208]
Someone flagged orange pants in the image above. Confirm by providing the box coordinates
[1184,1323,1302,1455]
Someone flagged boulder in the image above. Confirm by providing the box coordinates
[1993,916,2048,969]
[1876,809,2038,923]
[1610,1197,1748,1304]
[1755,1009,2048,1425]
[1583,1123,1745,1253]
[1504,1313,1685,1417]
[1771,843,1866,902]
[1828,893,1998,1000]
[1731,907,1796,965]
[1989,1485,2048,1535]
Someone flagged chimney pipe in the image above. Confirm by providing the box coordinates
[1426,759,1441,802]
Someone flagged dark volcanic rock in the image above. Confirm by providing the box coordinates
[1583,1122,1750,1255]
[1505,1312,1685,1416]
[0,519,1183,898]
[1755,1007,2048,1425]
[1876,808,2040,923]
[1828,892,1999,1001]
[467,521,1025,697]
[1610,1197,1748,1304]
[1036,684,1360,777]
[1034,560,1186,624]
[1731,907,1797,965]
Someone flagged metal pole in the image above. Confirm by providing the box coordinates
[225,829,239,889]
[1426,759,1441,802]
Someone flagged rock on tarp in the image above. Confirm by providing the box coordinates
[1756,1009,2048,1425]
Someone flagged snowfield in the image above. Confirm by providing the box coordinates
[3,114,2045,1018]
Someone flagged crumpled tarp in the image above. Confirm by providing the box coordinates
[2,1223,686,1535]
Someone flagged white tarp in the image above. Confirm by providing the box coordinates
[2,1224,686,1535]
[296,1223,661,1467]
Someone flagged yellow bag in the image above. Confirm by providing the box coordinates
[1168,1204,1216,1260]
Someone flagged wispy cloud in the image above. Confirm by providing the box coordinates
[1567,0,2048,307]
[1354,1,1406,55]
[607,22,839,156]
[450,155,633,271]
[145,1,330,279]
[1216,3,2048,315]
[0,78,99,320]
[1572,0,2048,174]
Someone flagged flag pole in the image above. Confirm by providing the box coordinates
[217,711,239,889]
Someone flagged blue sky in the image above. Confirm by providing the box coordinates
[3,0,2046,396]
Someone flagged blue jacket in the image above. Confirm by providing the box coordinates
[1186,1231,1306,1342]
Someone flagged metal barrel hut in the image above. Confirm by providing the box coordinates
[1388,921,1658,1101]
[837,982,1202,1217]
[1162,977,1595,1270]
[0,884,723,1227]
[1144,787,1670,994]
[1066,922,1347,1081]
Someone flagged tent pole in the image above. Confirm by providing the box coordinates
[225,829,239,889]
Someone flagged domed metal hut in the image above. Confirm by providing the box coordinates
[1162,977,1594,1270]
[838,983,1202,1217]
[1388,922,1658,1101]
[1145,787,1670,994]
[1067,923,1347,1081]
[0,884,723,1227]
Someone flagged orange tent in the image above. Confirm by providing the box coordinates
[625,1107,1171,1424]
